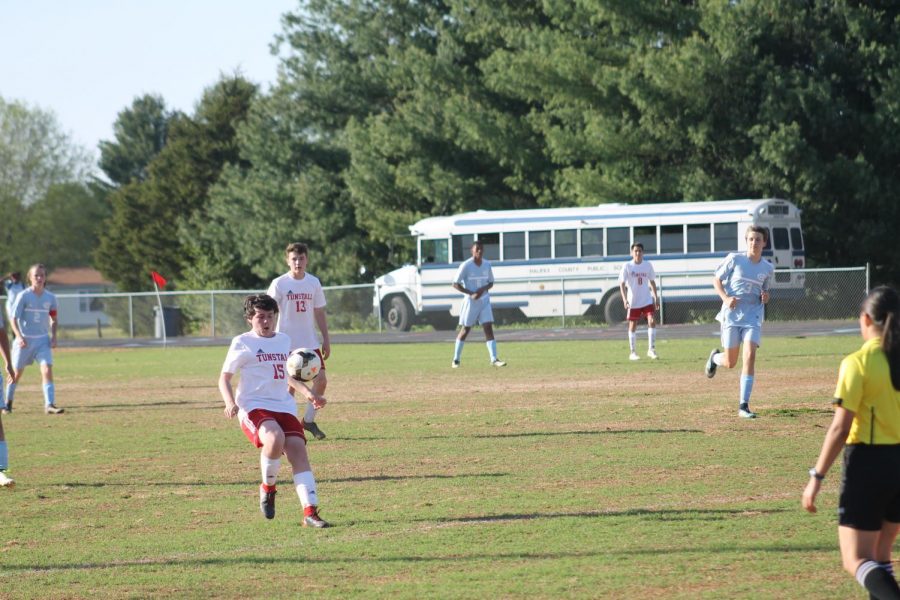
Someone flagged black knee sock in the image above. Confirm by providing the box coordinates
[857,560,900,600]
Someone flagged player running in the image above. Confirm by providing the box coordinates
[267,242,330,440]
[219,294,329,528]
[704,226,774,418]
[618,242,660,360]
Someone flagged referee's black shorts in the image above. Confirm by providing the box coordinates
[839,444,900,531]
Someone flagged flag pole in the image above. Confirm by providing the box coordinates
[151,272,167,349]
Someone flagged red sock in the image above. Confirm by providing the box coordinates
[262,483,276,493]
[303,505,317,517]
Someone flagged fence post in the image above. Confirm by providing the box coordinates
[561,277,566,329]
[128,294,134,338]
[375,283,382,333]
[866,262,870,295]
[210,291,216,337]
[658,274,664,325]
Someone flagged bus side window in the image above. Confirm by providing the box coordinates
[581,228,603,257]
[790,227,803,250]
[503,232,525,260]
[452,234,474,262]
[660,225,683,254]
[555,229,577,258]
[529,231,551,259]
[607,227,630,256]
[633,226,656,254]
[714,223,738,252]
[687,224,710,252]
[478,233,500,261]
[420,239,448,264]
[764,228,772,250]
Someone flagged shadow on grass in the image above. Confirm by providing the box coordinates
[60,400,215,411]
[422,506,789,525]
[405,428,704,441]
[53,472,509,488]
[765,407,833,417]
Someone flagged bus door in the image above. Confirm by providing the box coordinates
[763,223,805,291]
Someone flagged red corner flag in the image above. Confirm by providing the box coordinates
[151,271,167,288]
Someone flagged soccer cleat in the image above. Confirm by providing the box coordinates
[705,349,720,378]
[647,349,659,360]
[491,359,507,367]
[259,485,276,519]
[738,405,757,419]
[304,421,327,441]
[44,405,64,415]
[451,360,460,369]
[629,352,640,361]
[302,506,329,528]
[0,471,14,488]
[2,399,12,414]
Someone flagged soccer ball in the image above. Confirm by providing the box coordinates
[286,348,321,382]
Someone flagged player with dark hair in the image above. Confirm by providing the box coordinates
[451,240,506,368]
[704,225,774,418]
[267,242,330,440]
[4,264,63,415]
[802,286,900,598]
[219,294,329,528]
[618,242,660,360]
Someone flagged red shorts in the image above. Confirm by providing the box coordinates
[240,409,306,448]
[627,304,656,321]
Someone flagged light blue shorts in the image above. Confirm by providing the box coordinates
[458,298,494,328]
[12,336,53,370]
[720,324,761,349]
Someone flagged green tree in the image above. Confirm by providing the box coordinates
[94,75,258,291]
[98,94,172,186]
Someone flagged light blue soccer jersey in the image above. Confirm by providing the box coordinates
[714,253,774,327]
[453,258,494,300]
[12,288,58,338]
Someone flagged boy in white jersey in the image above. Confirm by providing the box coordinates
[267,243,330,440]
[704,225,774,418]
[4,264,63,415]
[219,294,329,527]
[0,314,16,487]
[618,243,660,360]
[451,240,507,368]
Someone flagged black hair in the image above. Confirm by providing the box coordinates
[243,294,279,320]
[861,286,900,390]
[630,243,644,251]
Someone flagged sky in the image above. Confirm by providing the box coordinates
[0,0,299,158]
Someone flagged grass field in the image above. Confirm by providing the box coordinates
[0,335,873,598]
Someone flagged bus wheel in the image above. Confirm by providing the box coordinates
[603,294,626,325]
[385,296,413,331]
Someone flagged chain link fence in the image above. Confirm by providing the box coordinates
[0,266,868,342]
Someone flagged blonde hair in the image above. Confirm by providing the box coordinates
[27,263,46,285]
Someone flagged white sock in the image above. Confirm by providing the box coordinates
[714,353,726,367]
[628,332,636,352]
[261,455,280,486]
[648,328,656,349]
[294,470,318,508]
[304,402,316,423]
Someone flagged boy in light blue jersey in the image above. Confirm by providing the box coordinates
[3,272,24,327]
[5,264,63,415]
[451,240,506,368]
[704,226,774,418]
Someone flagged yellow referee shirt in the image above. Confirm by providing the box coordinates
[834,337,900,445]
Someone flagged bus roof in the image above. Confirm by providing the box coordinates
[409,198,798,237]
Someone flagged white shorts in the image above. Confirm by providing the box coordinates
[720,324,761,349]
[458,298,494,328]
[12,336,53,370]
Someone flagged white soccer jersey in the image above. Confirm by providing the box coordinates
[267,272,327,349]
[618,260,656,308]
[221,331,297,416]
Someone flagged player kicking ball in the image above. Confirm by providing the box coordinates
[219,294,329,528]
